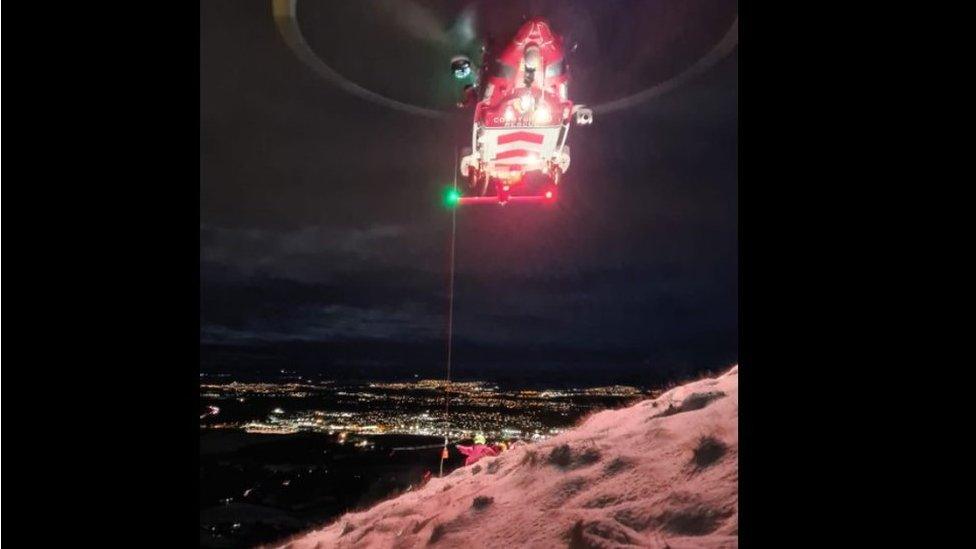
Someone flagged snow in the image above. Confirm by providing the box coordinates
[278,366,738,548]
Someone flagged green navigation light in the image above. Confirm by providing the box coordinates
[444,187,461,208]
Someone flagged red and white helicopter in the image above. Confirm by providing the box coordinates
[273,1,738,206]
[452,18,591,205]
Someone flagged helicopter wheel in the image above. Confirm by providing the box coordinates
[474,171,489,196]
[467,169,488,196]
[551,167,563,187]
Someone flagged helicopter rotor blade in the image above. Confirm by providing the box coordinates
[591,17,738,115]
[272,0,452,120]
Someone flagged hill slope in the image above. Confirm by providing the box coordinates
[280,366,738,548]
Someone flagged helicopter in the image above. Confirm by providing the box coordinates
[272,1,738,205]
[451,17,592,205]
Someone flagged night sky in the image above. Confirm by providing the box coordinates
[200,0,738,385]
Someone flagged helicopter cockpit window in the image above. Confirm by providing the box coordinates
[545,59,565,78]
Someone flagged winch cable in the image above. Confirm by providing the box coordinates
[440,149,459,477]
[390,152,460,468]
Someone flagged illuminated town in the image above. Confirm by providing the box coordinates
[200,376,655,442]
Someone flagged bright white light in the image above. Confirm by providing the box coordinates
[519,94,535,111]
[504,107,515,122]
[533,104,550,125]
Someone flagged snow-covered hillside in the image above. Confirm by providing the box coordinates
[280,366,738,548]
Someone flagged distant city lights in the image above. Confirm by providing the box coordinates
[200,378,654,441]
